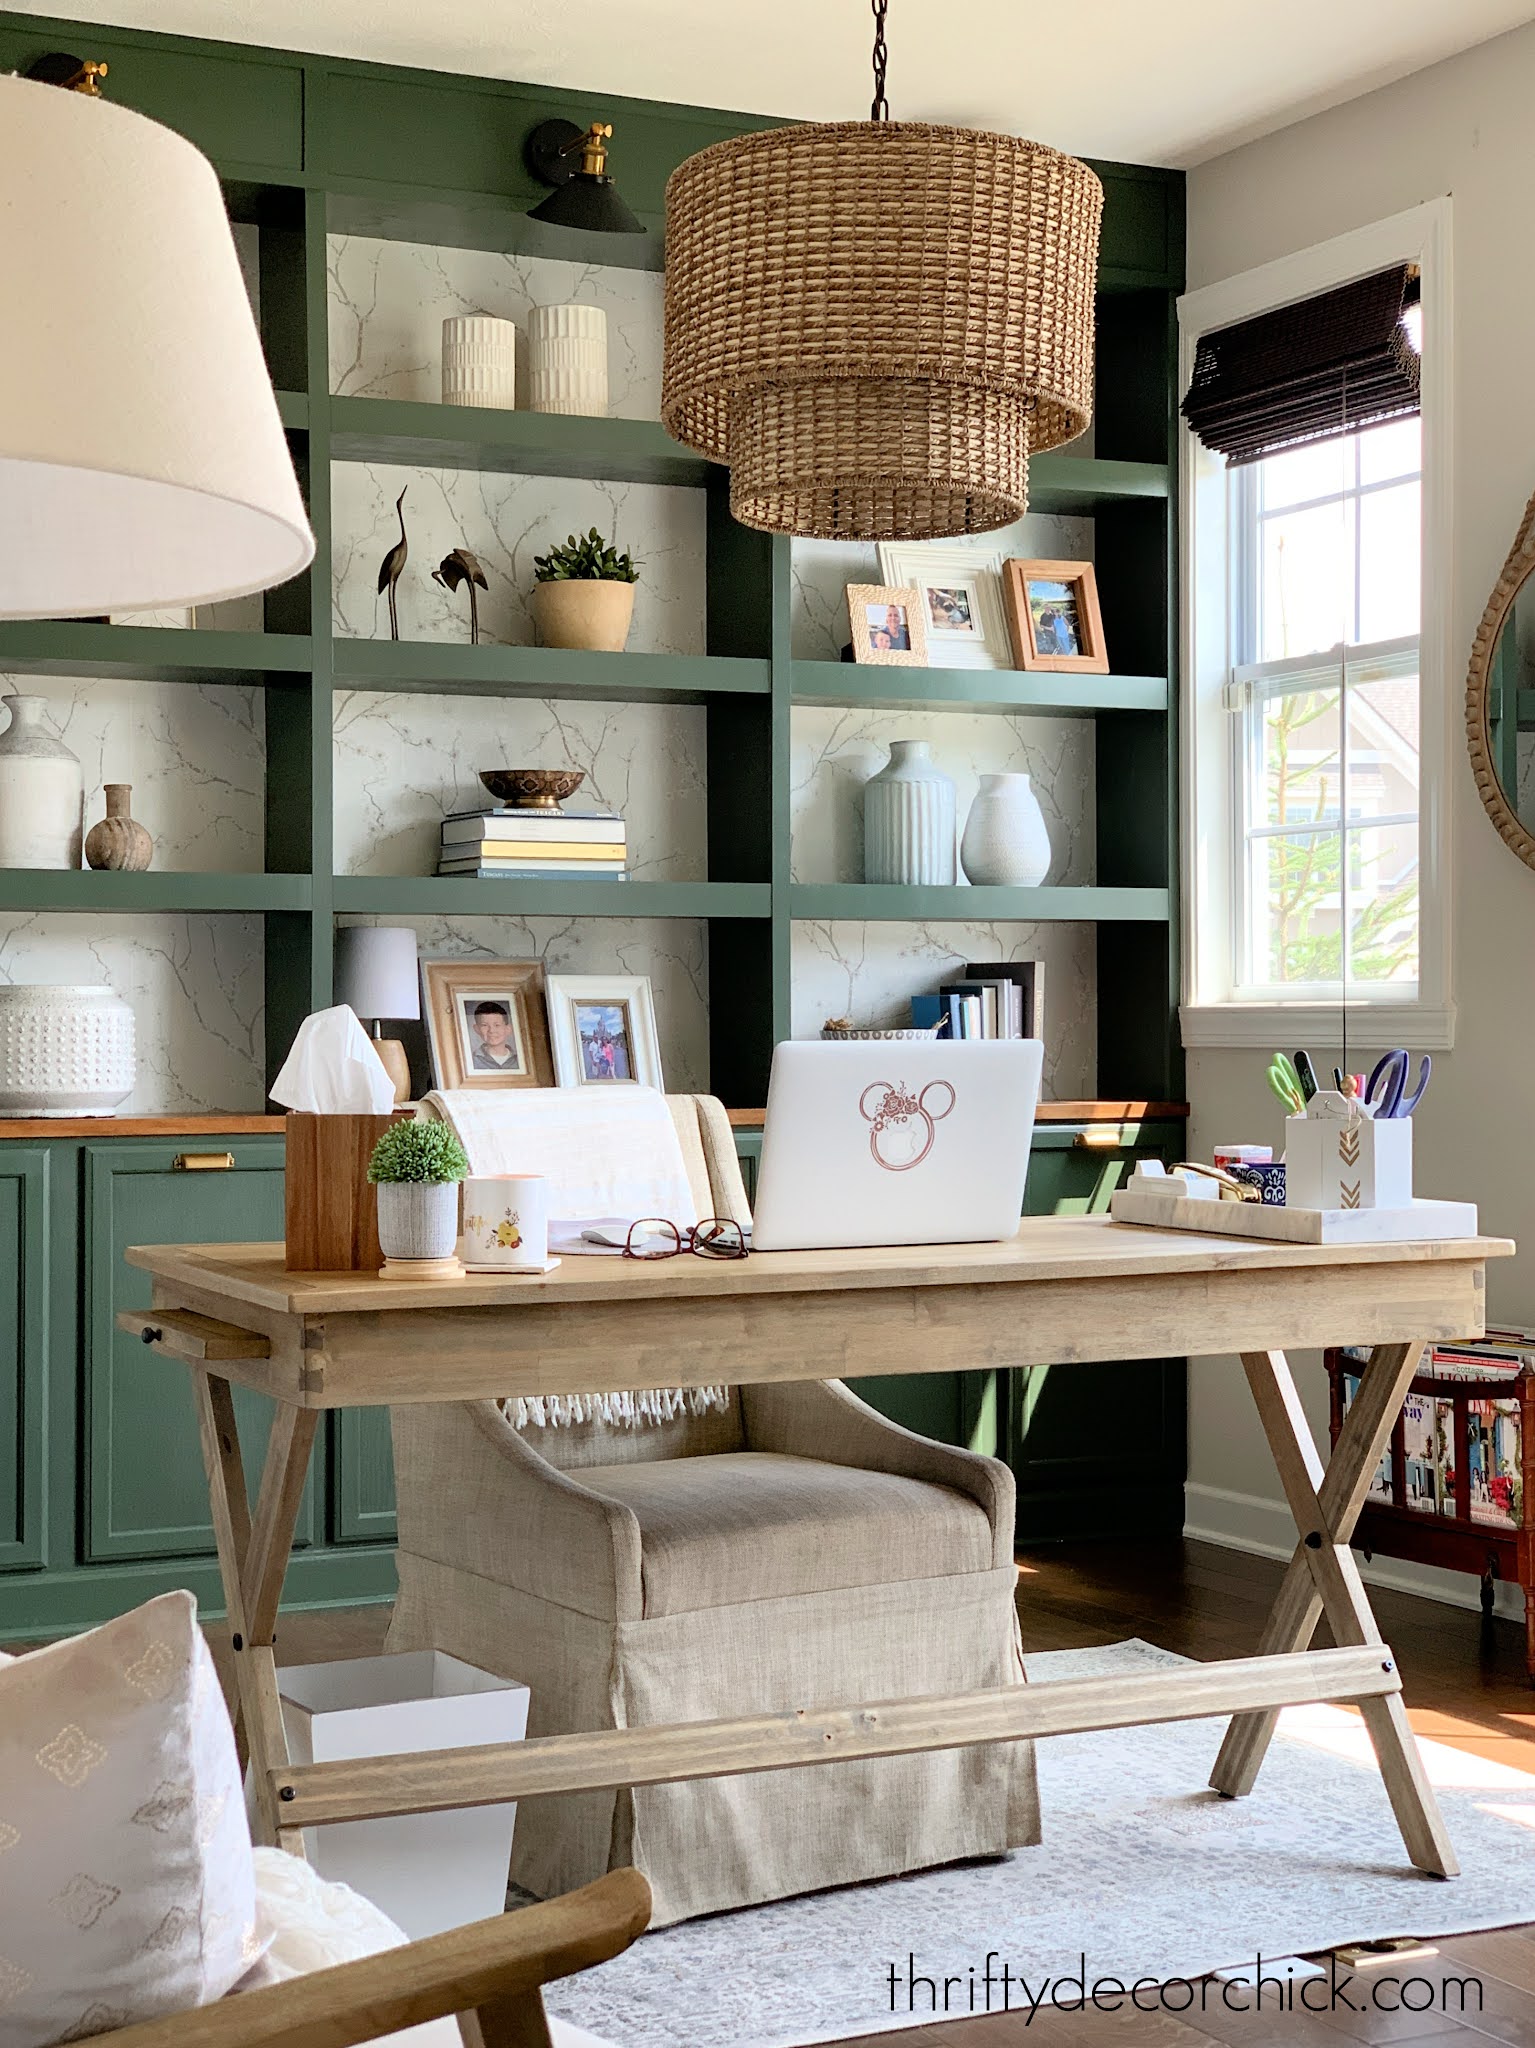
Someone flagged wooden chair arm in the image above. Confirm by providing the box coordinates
[89,1868,650,2048]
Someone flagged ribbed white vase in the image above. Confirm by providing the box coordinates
[961,772,1052,886]
[0,983,135,1116]
[0,694,82,870]
[863,740,956,885]
[527,304,608,416]
[441,314,517,409]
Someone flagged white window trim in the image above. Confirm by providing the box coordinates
[1178,200,1455,1052]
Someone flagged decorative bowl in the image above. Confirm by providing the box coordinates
[820,1025,944,1041]
[478,768,586,811]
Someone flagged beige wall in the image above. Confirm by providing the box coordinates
[1183,21,1535,1607]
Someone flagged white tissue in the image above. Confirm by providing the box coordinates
[270,1006,396,1114]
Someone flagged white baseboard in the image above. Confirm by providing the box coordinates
[1183,1481,1528,1624]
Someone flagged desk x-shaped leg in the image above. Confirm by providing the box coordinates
[1210,1341,1457,1878]
[192,1368,318,1856]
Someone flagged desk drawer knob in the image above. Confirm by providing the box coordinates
[174,1151,235,1171]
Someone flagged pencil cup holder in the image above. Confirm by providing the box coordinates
[1285,1110,1412,1211]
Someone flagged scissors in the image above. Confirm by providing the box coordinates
[1364,1049,1431,1120]
[1267,1053,1307,1116]
[1292,1050,1320,1102]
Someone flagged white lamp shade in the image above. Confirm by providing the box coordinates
[335,926,421,1023]
[0,75,315,619]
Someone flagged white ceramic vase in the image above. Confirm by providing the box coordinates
[0,983,135,1116]
[441,314,517,409]
[863,740,956,885]
[960,772,1052,886]
[376,1181,460,1262]
[527,304,608,416]
[0,694,83,870]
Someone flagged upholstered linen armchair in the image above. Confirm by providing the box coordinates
[387,1094,1036,1926]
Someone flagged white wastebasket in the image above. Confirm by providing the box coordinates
[276,1650,530,1940]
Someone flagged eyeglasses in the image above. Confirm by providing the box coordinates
[623,1216,749,1261]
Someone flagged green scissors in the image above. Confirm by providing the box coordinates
[1267,1052,1307,1116]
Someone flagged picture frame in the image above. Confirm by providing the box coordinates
[1003,558,1109,673]
[421,958,555,1092]
[877,543,1010,669]
[846,583,928,667]
[546,973,663,1090]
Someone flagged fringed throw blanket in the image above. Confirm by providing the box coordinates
[421,1086,730,1427]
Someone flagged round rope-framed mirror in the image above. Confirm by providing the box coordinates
[1467,487,1535,868]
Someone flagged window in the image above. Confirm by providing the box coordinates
[1178,203,1452,1049]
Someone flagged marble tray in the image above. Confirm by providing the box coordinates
[1109,1183,1480,1244]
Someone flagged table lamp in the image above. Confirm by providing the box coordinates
[0,71,314,618]
[335,927,421,1105]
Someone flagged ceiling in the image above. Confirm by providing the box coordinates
[36,0,1535,165]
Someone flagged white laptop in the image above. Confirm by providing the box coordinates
[750,1039,1043,1252]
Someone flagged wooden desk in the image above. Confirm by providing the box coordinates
[122,1218,1513,1884]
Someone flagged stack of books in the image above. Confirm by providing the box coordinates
[438,806,628,879]
[908,961,1042,1042]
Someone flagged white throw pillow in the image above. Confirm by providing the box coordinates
[0,1591,259,2045]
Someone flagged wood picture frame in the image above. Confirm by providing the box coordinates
[847,583,928,667]
[422,958,554,1091]
[877,543,1010,669]
[1003,559,1110,673]
[545,973,663,1089]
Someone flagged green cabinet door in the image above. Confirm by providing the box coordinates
[330,1411,397,1545]
[83,1139,314,1562]
[0,1149,48,1572]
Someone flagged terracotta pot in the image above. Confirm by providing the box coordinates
[531,578,635,653]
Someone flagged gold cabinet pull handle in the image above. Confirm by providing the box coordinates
[1074,1128,1124,1148]
[174,1151,236,1171]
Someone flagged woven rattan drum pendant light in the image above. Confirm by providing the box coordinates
[661,1,1104,541]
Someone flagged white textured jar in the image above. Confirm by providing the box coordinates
[0,694,83,870]
[527,304,608,416]
[960,772,1052,886]
[377,1181,461,1262]
[441,314,517,409]
[0,984,135,1116]
[863,740,956,885]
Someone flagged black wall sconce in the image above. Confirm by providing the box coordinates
[524,119,644,236]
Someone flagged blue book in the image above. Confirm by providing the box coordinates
[909,994,945,1032]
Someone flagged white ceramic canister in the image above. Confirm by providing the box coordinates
[863,739,956,886]
[441,314,517,409]
[0,983,135,1116]
[527,304,608,416]
[960,771,1052,886]
[376,1180,461,1262]
[0,694,83,869]
[459,1173,549,1272]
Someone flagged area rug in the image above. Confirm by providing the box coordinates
[544,1639,1535,2048]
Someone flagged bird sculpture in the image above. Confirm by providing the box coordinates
[433,545,490,645]
[376,487,409,640]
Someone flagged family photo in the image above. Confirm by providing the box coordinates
[1025,576,1083,657]
[863,600,911,652]
[573,1000,635,1081]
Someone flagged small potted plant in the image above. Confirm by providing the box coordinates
[367,1119,469,1264]
[531,526,638,653]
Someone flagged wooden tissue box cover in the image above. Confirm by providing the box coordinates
[285,1111,410,1272]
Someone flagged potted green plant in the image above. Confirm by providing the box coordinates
[530,527,639,653]
[367,1119,469,1264]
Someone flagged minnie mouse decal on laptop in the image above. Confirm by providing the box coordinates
[859,1078,956,1171]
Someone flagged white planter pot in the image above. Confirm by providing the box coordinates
[527,303,608,416]
[375,1180,460,1261]
[0,693,83,869]
[531,578,635,653]
[276,1651,529,1940]
[961,771,1052,886]
[0,983,135,1116]
[863,739,956,885]
[441,313,517,409]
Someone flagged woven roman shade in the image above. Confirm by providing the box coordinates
[1181,265,1420,466]
[661,122,1103,540]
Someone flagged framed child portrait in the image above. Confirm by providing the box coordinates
[1003,559,1109,673]
[847,584,928,667]
[546,973,663,1090]
[422,958,555,1091]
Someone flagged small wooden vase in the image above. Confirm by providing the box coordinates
[85,783,153,872]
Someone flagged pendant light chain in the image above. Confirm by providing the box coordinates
[870,0,890,121]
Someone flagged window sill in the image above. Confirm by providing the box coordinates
[1180,1000,1456,1051]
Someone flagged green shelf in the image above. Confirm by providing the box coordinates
[332,877,770,919]
[1027,454,1169,514]
[0,623,312,684]
[329,397,707,487]
[791,661,1166,716]
[789,884,1170,923]
[335,640,770,704]
[0,872,313,914]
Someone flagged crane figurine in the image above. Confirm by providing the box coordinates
[433,545,490,645]
[376,488,409,640]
